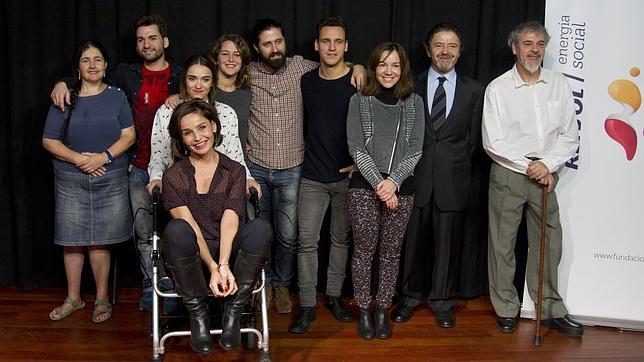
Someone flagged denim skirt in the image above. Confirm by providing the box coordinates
[54,167,132,246]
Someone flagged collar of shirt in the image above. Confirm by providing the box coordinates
[510,63,549,88]
[178,152,234,175]
[427,66,457,117]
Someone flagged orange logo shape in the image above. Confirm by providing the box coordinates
[605,67,640,160]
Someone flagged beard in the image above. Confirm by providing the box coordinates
[261,51,286,70]
[521,54,542,74]
[433,57,456,74]
[139,48,164,63]
[523,61,541,74]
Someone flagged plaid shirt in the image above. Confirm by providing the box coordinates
[248,55,318,169]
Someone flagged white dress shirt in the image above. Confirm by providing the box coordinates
[148,102,253,182]
[482,64,578,174]
[427,67,457,118]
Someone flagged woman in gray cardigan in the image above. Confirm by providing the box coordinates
[346,42,424,340]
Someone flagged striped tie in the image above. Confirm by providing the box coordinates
[431,76,447,130]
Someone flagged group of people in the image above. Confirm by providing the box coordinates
[42,12,583,355]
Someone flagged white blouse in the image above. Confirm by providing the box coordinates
[148,102,253,182]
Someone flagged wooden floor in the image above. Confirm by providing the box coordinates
[1,287,643,361]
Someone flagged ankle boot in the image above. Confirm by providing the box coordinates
[166,254,213,354]
[357,308,374,340]
[374,306,392,339]
[220,250,268,351]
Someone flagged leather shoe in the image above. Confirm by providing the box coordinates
[496,317,517,333]
[541,314,584,337]
[374,307,392,339]
[288,307,316,334]
[325,296,352,322]
[436,310,455,328]
[391,304,413,323]
[357,308,374,340]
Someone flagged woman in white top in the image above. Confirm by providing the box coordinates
[147,54,260,194]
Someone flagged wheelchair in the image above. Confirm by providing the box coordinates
[149,188,271,361]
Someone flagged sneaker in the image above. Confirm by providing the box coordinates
[274,286,292,314]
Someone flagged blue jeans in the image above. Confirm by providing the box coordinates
[248,161,301,288]
[129,166,166,291]
[297,177,351,307]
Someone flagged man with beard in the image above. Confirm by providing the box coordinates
[288,16,355,333]
[392,23,483,328]
[50,14,182,312]
[482,21,582,337]
[247,18,363,314]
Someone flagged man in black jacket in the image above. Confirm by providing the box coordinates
[50,14,182,312]
[392,23,483,328]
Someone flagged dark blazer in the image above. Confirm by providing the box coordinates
[413,70,484,210]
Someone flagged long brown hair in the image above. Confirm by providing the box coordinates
[209,34,251,89]
[361,42,413,100]
[179,54,217,104]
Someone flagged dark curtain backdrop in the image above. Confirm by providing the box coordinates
[0,0,544,290]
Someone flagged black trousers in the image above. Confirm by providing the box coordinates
[399,196,465,312]
[162,218,271,272]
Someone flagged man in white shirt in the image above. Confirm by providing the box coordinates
[482,21,582,337]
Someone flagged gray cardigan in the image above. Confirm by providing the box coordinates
[346,93,425,189]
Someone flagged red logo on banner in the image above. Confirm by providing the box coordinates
[605,67,641,160]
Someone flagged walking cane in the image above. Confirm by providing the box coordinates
[533,182,548,346]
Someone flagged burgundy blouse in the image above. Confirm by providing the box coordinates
[162,152,246,251]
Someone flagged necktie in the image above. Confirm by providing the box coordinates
[431,76,447,129]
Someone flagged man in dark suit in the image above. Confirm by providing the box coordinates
[392,23,484,328]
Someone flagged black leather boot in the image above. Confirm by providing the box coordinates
[220,250,268,351]
[374,306,392,339]
[325,296,352,322]
[357,308,374,340]
[288,307,317,333]
[166,254,213,354]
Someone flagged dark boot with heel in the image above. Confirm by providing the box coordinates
[220,250,268,351]
[357,307,375,340]
[374,306,392,339]
[166,254,213,354]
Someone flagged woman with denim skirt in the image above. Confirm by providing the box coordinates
[43,40,135,323]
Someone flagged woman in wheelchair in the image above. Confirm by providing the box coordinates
[160,99,271,354]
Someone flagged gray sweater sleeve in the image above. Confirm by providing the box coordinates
[346,94,384,189]
[387,94,425,187]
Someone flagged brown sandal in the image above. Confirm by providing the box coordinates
[49,297,85,321]
[92,298,112,323]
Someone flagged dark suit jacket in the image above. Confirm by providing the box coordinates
[413,70,484,211]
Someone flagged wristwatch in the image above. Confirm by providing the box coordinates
[104,150,113,165]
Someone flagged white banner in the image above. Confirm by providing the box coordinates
[521,0,644,330]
